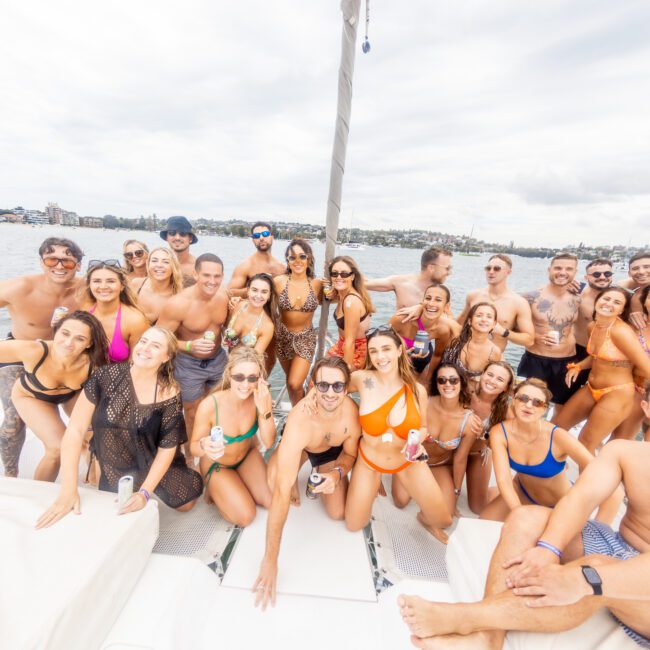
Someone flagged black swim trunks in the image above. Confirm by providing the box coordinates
[306,444,343,469]
[517,351,582,405]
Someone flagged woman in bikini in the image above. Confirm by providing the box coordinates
[481,378,621,522]
[389,284,460,382]
[441,302,502,385]
[274,239,323,404]
[555,287,650,454]
[222,273,275,356]
[190,347,275,527]
[122,239,149,281]
[612,285,650,442]
[455,360,515,514]
[82,260,149,363]
[326,256,375,370]
[37,327,203,528]
[392,363,479,519]
[131,247,183,324]
[344,325,452,543]
[0,311,109,481]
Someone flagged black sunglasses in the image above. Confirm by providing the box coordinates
[252,230,271,239]
[315,380,346,394]
[42,256,78,270]
[437,376,460,385]
[124,249,146,260]
[589,271,613,279]
[166,230,190,238]
[288,254,308,262]
[230,373,260,384]
[330,270,354,279]
[484,265,503,272]
[88,259,121,271]
[515,393,547,408]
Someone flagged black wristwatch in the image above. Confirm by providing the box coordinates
[581,565,602,595]
[501,329,510,338]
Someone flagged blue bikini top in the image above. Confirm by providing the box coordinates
[500,422,566,479]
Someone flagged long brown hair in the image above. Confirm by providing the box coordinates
[218,347,267,392]
[592,287,631,322]
[146,246,183,295]
[443,302,497,367]
[285,239,315,277]
[365,326,418,397]
[477,361,515,429]
[247,273,277,322]
[53,310,110,369]
[83,263,142,312]
[329,255,375,315]
[430,362,471,408]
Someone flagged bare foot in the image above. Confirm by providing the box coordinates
[290,481,301,507]
[398,596,479,638]
[416,511,449,544]
[410,632,495,649]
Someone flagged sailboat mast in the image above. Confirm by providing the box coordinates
[316,0,362,359]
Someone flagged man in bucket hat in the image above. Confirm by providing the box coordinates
[160,216,198,287]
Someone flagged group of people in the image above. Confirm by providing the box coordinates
[1,218,649,647]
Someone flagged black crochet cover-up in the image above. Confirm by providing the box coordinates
[85,363,202,508]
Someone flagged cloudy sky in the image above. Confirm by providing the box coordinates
[1,0,649,247]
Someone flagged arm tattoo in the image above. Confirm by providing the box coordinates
[363,377,375,390]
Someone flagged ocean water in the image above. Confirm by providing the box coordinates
[0,223,629,388]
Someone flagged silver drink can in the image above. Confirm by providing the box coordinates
[548,330,560,345]
[118,475,134,509]
[204,330,216,342]
[405,429,421,461]
[210,426,224,445]
[51,306,69,326]
[306,472,325,499]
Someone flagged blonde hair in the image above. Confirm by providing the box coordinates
[84,263,142,311]
[122,240,150,273]
[329,255,375,315]
[147,326,179,391]
[218,347,267,392]
[146,246,183,295]
[364,327,419,397]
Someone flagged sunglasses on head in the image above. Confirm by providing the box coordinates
[515,393,547,408]
[252,230,271,239]
[330,270,353,279]
[484,265,503,272]
[437,376,460,385]
[88,259,121,271]
[166,230,190,238]
[589,271,613,279]
[42,256,78,270]
[230,373,260,384]
[288,254,308,262]
[366,324,394,338]
[124,249,146,260]
[315,380,346,394]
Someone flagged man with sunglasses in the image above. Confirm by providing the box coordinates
[0,237,83,477]
[457,254,535,352]
[227,222,285,299]
[253,356,361,610]
[366,246,453,310]
[159,216,198,287]
[157,253,229,454]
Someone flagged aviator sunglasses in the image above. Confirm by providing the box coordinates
[588,271,613,279]
[437,376,460,385]
[88,259,121,271]
[231,373,260,384]
[315,380,346,394]
[514,393,547,408]
[124,249,146,260]
[330,270,354,279]
[484,265,503,272]
[42,256,78,270]
[252,230,271,239]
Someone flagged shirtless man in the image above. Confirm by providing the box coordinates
[366,246,453,310]
[160,216,198,287]
[457,254,534,352]
[0,237,83,476]
[227,222,286,298]
[398,440,650,649]
[518,253,580,415]
[253,356,361,610]
[157,253,229,444]
[574,258,613,356]
[619,251,650,330]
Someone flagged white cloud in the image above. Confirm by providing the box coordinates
[1,0,649,247]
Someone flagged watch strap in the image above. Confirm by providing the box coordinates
[581,565,603,596]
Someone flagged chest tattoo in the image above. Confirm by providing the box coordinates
[363,377,375,390]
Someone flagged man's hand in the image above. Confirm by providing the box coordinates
[36,490,81,529]
[313,470,339,495]
[503,545,561,587]
[567,280,582,295]
[189,338,216,355]
[511,564,591,607]
[253,558,278,610]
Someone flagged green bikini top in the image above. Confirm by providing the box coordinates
[211,394,259,444]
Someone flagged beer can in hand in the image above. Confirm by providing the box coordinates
[51,306,69,327]
[210,426,224,445]
[306,472,326,499]
[548,330,560,345]
[405,429,421,461]
[118,475,134,510]
[203,330,216,342]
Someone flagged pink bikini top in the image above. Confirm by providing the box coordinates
[90,304,130,363]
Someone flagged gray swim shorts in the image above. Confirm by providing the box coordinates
[174,347,227,402]
[582,520,649,648]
